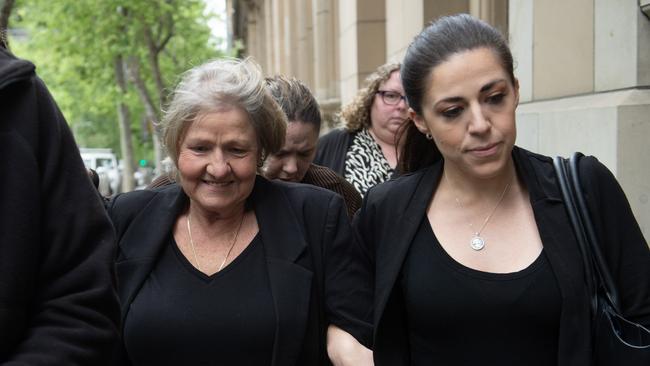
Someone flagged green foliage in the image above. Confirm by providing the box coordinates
[11,0,222,160]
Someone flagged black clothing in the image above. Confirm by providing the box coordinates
[124,235,274,366]
[354,146,650,366]
[402,218,560,365]
[314,128,354,176]
[109,176,373,366]
[0,48,120,363]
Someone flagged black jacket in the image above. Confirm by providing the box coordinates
[314,128,355,176]
[0,48,120,364]
[355,146,650,366]
[108,176,373,365]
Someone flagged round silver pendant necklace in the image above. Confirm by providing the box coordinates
[447,173,512,251]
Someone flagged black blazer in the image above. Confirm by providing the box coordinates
[0,48,120,363]
[355,146,650,366]
[108,176,373,365]
[314,128,355,176]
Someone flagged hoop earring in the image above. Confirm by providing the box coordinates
[425,133,432,140]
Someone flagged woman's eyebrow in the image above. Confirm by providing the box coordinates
[480,79,506,93]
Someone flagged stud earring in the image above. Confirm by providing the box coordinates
[425,133,432,140]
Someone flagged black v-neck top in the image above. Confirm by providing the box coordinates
[401,217,562,365]
[123,233,275,366]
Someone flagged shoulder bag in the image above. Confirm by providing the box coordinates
[553,152,650,365]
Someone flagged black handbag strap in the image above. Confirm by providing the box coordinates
[553,153,621,314]
[567,152,621,312]
[553,155,598,313]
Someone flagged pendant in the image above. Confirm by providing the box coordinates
[470,235,485,251]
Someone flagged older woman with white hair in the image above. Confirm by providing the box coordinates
[108,58,373,366]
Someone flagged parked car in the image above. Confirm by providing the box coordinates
[79,148,121,196]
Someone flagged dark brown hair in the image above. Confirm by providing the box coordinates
[398,13,515,173]
[265,75,321,130]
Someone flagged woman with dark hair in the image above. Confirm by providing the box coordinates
[109,58,372,365]
[355,14,650,365]
[314,62,408,196]
[262,75,362,217]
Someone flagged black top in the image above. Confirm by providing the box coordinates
[124,234,274,365]
[313,128,355,176]
[401,218,561,365]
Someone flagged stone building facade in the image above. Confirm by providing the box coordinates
[230,0,650,236]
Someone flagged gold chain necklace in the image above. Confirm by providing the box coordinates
[186,211,245,272]
[446,173,512,251]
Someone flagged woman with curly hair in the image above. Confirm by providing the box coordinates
[314,63,409,196]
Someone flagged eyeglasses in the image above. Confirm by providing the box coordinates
[377,90,408,106]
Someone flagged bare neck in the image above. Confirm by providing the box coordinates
[187,202,246,234]
[438,158,517,207]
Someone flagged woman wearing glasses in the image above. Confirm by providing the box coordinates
[314,63,409,196]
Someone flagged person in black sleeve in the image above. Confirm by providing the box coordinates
[108,58,373,366]
[0,46,120,364]
[354,14,650,365]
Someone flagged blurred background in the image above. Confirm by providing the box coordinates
[1,0,233,194]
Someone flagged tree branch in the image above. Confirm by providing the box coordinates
[149,12,173,54]
[157,24,173,52]
[126,56,158,124]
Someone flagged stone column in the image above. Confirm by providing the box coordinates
[313,0,341,127]
[423,1,470,23]
[294,0,314,86]
[338,0,386,106]
[534,0,594,99]
[263,0,275,72]
[594,0,650,90]
[245,1,266,69]
[469,0,508,37]
[385,0,423,63]
[271,0,286,73]
[509,0,533,102]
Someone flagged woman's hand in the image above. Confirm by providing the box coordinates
[327,325,374,366]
